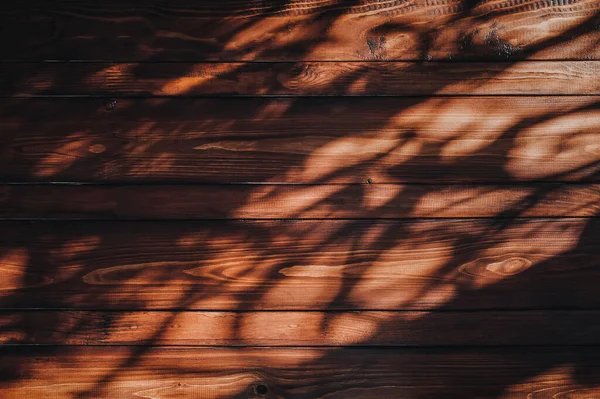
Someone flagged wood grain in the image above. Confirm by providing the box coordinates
[3,61,599,96]
[2,346,600,398]
[2,2,599,398]
[3,310,600,346]
[2,97,599,183]
[0,219,598,310]
[2,0,599,61]
[0,184,598,219]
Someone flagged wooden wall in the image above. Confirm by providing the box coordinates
[1,1,599,398]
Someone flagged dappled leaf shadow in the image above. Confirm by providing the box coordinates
[0,1,599,398]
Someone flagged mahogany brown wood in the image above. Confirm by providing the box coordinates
[2,346,600,398]
[3,62,599,96]
[0,184,598,219]
[1,97,598,183]
[0,219,598,310]
[1,1,599,397]
[2,0,599,61]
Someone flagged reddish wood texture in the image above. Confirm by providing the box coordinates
[1,97,598,183]
[0,219,598,310]
[2,346,600,399]
[3,310,600,346]
[3,62,599,96]
[2,0,599,61]
[0,184,598,219]
[1,1,599,397]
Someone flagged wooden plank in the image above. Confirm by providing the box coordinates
[2,97,599,183]
[2,61,599,96]
[2,346,600,398]
[0,184,598,219]
[0,219,598,310]
[3,310,600,346]
[2,0,599,61]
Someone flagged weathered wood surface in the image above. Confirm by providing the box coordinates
[1,219,598,310]
[3,62,599,96]
[2,97,599,183]
[2,346,600,398]
[0,184,598,219]
[1,2,599,398]
[2,0,599,61]
[3,310,600,346]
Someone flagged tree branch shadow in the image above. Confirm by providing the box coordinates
[0,1,599,398]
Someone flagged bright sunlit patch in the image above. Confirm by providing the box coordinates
[440,138,494,163]
[52,236,101,260]
[300,138,397,181]
[34,133,92,177]
[503,364,586,398]
[0,249,29,290]
[222,17,292,57]
[159,76,213,95]
[0,249,52,291]
[239,312,316,345]
[325,313,381,345]
[347,238,458,309]
[362,184,402,210]
[260,276,341,309]
[506,111,600,180]
[376,139,423,168]
[585,143,600,155]
[85,64,134,89]
[158,64,238,95]
[135,383,220,399]
[254,99,294,119]
[131,375,259,399]
[234,184,343,218]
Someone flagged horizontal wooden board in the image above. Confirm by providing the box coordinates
[2,0,599,61]
[2,61,599,96]
[0,184,598,219]
[3,310,600,346]
[2,346,600,398]
[1,219,598,310]
[2,97,599,183]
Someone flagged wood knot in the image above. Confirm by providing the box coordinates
[366,36,386,59]
[249,383,269,398]
[104,99,117,111]
[255,384,268,395]
[88,144,106,154]
[458,254,535,287]
[289,63,307,77]
[485,257,532,276]
[485,30,520,59]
